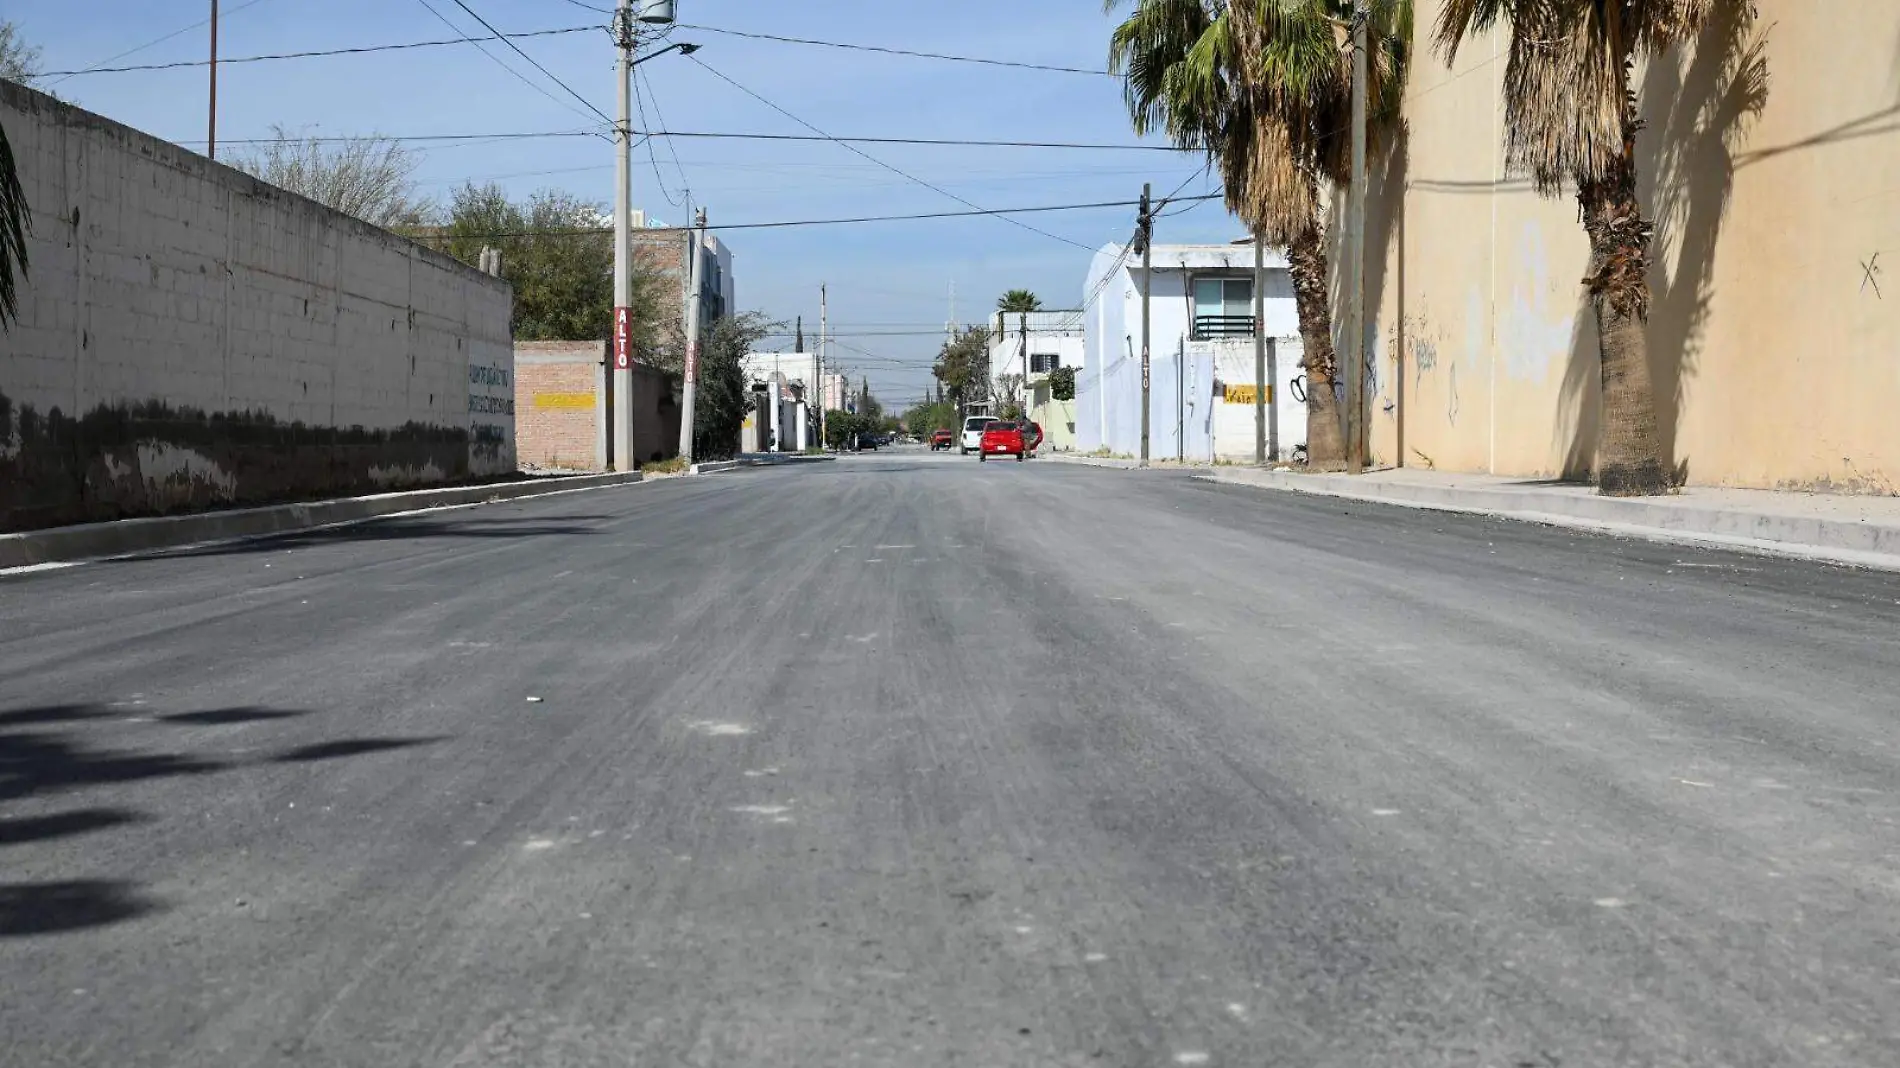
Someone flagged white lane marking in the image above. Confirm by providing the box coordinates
[1370,808,1401,816]
[1083,953,1108,963]
[1594,897,1628,908]
[1226,1003,1249,1021]
[874,545,916,550]
[1174,1053,1210,1065]
[524,839,556,851]
[743,767,781,778]
[732,804,792,816]
[1677,778,1713,788]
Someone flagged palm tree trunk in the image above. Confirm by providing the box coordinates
[1287,222,1346,470]
[1579,95,1668,496]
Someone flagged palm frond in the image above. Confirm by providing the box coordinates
[0,118,28,329]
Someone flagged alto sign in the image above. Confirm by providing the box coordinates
[613,306,632,370]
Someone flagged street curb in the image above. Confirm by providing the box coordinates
[690,460,746,476]
[1194,471,1900,571]
[0,471,647,571]
[1043,453,1142,470]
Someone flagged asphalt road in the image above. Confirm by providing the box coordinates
[4,449,1898,1067]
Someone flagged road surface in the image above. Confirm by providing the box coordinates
[4,450,1898,1066]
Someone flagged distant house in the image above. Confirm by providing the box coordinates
[987,310,1085,451]
[1077,239,1304,461]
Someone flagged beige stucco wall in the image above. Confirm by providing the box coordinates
[1349,0,1900,493]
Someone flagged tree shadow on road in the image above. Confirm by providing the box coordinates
[152,516,614,560]
[0,702,448,938]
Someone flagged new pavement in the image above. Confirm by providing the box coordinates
[3,450,1896,1066]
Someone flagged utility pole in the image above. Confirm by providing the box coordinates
[207,0,219,160]
[1346,1,1369,474]
[818,283,829,449]
[1254,232,1267,465]
[1137,183,1153,468]
[678,207,707,462]
[611,0,638,470]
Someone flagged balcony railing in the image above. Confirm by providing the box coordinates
[1193,314,1256,340]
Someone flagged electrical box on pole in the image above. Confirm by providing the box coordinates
[637,0,676,24]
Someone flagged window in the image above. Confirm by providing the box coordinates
[1192,276,1255,339]
[1030,353,1061,374]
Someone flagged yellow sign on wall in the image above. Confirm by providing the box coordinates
[534,392,596,410]
[1223,385,1271,405]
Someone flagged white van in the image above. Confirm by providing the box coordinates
[960,416,996,455]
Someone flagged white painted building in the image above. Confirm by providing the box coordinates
[1077,240,1306,461]
[741,351,819,452]
[986,310,1087,450]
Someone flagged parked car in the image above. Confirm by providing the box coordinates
[1022,421,1044,455]
[960,416,996,455]
[930,428,954,450]
[979,420,1027,462]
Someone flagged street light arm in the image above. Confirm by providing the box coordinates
[632,41,699,67]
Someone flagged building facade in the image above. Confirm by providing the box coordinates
[988,309,1087,451]
[630,212,735,360]
[1078,241,1304,461]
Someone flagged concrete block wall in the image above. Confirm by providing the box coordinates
[0,82,515,532]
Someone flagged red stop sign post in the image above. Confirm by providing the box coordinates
[613,306,632,370]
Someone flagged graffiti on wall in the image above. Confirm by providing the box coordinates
[467,360,515,460]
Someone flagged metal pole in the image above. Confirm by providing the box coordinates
[1347,2,1369,474]
[818,283,828,449]
[611,0,636,470]
[1254,232,1267,464]
[1139,183,1152,468]
[1268,338,1280,464]
[207,0,219,160]
[678,208,707,462]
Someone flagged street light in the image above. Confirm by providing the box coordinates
[633,41,699,67]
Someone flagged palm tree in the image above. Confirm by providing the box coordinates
[997,289,1043,313]
[1109,1,1408,469]
[1436,0,1733,495]
[0,117,27,330]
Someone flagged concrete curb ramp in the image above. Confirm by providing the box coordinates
[690,460,746,475]
[0,472,646,570]
[1196,469,1900,571]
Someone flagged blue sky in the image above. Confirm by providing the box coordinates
[13,0,1245,407]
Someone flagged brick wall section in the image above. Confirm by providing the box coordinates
[513,341,683,470]
[516,342,601,470]
[0,82,515,531]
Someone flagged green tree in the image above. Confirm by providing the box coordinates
[695,311,777,460]
[825,410,870,451]
[997,289,1043,313]
[1107,0,1411,470]
[1436,0,1745,494]
[932,325,991,407]
[228,126,431,228]
[906,401,957,439]
[1049,366,1078,401]
[434,182,658,346]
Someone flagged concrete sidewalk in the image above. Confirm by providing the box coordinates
[1198,466,1900,569]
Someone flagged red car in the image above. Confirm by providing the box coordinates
[979,420,1028,462]
[930,428,954,450]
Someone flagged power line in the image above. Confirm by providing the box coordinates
[634,65,691,209]
[688,55,1097,253]
[40,25,601,76]
[197,126,1186,152]
[185,130,605,147]
[48,0,279,86]
[675,24,1112,77]
[428,194,1218,239]
[411,0,605,129]
[442,0,615,126]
